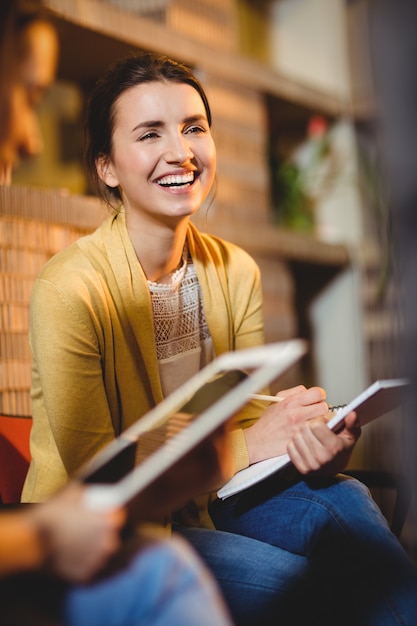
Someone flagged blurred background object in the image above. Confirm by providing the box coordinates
[365,0,417,554]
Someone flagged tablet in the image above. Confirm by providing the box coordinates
[78,339,307,514]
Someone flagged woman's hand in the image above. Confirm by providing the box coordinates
[243,385,329,464]
[287,411,361,475]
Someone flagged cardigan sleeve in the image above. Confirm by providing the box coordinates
[22,265,117,502]
[229,428,250,474]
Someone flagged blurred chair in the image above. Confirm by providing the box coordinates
[0,414,32,505]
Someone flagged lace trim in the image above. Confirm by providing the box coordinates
[148,261,211,362]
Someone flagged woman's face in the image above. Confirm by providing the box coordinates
[98,80,216,224]
[0,20,58,184]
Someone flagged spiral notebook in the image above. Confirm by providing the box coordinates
[217,377,410,500]
[77,339,307,516]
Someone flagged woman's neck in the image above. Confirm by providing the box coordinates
[125,211,189,283]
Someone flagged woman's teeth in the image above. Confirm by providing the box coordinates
[157,172,195,187]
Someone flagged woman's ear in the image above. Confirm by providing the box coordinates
[96,155,119,188]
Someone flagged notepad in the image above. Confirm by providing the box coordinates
[77,339,307,517]
[217,378,410,500]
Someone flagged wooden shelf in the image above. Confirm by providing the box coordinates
[43,0,350,116]
[195,215,349,269]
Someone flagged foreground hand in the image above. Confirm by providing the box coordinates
[244,385,328,464]
[287,411,361,475]
[29,482,126,583]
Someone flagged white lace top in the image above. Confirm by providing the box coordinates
[148,254,214,397]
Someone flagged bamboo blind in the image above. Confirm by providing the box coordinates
[0,185,107,415]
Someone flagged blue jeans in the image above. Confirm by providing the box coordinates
[0,535,233,626]
[64,534,233,626]
[175,525,309,626]
[181,472,417,625]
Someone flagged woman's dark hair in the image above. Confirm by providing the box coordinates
[84,51,212,206]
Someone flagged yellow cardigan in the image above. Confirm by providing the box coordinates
[22,211,267,525]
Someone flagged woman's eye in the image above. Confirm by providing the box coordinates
[186,125,206,135]
[139,131,159,141]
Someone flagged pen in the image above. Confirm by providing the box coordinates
[249,394,347,413]
[250,393,285,403]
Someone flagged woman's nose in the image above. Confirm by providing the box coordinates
[165,132,194,163]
